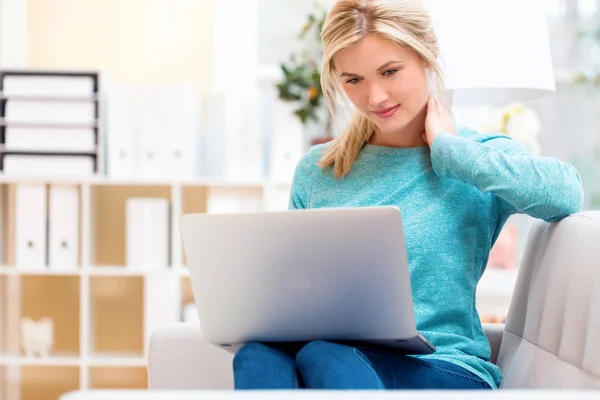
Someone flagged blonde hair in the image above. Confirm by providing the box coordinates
[318,0,446,178]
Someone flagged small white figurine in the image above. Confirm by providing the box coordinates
[20,316,54,358]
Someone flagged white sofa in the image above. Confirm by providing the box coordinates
[147,211,600,390]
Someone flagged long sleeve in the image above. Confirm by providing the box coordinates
[288,152,314,210]
[430,129,584,222]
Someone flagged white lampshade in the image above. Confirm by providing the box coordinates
[424,0,556,106]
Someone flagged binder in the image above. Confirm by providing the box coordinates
[48,185,80,270]
[0,69,102,178]
[163,86,199,179]
[106,85,136,178]
[125,198,145,269]
[14,184,47,269]
[149,198,170,269]
[105,83,200,179]
[126,198,170,270]
[198,91,263,179]
[3,154,95,176]
[2,75,95,98]
[4,99,96,125]
[221,90,263,180]
[136,87,167,179]
[4,126,96,153]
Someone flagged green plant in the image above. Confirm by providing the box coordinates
[574,23,600,85]
[276,5,332,135]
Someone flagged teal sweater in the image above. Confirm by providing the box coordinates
[288,126,584,389]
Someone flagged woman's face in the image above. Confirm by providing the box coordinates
[333,34,430,137]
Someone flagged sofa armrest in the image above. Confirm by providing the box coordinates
[147,323,234,390]
[483,323,505,365]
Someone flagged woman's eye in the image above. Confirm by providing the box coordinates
[346,77,361,84]
[383,69,398,76]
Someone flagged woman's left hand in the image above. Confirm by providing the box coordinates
[422,95,456,147]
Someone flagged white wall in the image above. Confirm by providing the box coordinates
[25,0,214,93]
[0,0,27,67]
[258,0,334,67]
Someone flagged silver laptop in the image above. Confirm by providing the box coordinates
[179,205,435,355]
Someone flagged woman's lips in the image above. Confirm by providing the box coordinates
[372,104,400,119]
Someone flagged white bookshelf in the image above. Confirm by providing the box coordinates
[0,176,292,400]
[0,174,518,400]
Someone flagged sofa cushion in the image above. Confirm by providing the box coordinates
[497,212,600,388]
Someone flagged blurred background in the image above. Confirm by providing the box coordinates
[0,0,598,398]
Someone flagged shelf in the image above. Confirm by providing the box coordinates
[0,174,291,187]
[0,355,80,366]
[88,266,162,276]
[88,354,146,367]
[0,93,98,102]
[0,266,81,276]
[88,267,138,276]
[91,177,267,187]
[89,366,147,389]
[0,266,188,277]
[0,174,101,185]
[87,266,190,277]
[90,185,172,267]
[0,355,147,367]
[90,276,144,356]
[21,366,80,400]
[21,275,81,356]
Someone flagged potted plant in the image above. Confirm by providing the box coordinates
[275,5,335,146]
[573,18,600,85]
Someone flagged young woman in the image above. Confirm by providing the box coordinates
[233,0,584,390]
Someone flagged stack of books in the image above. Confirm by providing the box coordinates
[0,69,102,177]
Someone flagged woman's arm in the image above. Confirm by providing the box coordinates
[430,129,584,222]
[288,151,315,210]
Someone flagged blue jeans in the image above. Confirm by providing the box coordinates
[233,340,492,390]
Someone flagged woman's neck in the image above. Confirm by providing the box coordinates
[369,106,428,148]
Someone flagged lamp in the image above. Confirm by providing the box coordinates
[424,0,556,106]
[423,1,554,280]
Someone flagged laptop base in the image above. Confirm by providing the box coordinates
[212,333,436,356]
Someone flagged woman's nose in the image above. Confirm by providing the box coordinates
[367,82,390,107]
